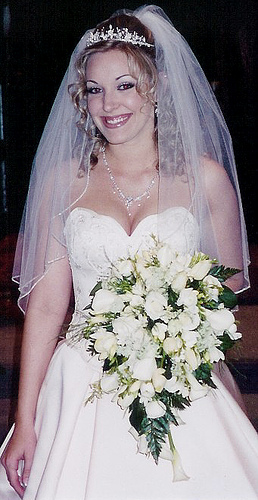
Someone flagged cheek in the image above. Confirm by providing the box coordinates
[87,97,101,118]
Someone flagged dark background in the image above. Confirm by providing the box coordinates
[0,0,257,241]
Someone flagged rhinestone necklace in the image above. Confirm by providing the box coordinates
[102,146,158,217]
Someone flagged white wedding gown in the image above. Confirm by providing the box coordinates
[1,207,258,500]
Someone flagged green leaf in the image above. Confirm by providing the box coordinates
[217,332,236,353]
[90,281,102,296]
[129,398,146,434]
[194,363,216,388]
[219,285,238,308]
[209,265,240,282]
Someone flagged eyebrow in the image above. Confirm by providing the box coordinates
[86,74,133,85]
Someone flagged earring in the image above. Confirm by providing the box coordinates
[154,102,159,117]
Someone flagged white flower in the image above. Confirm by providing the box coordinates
[145,400,166,419]
[112,316,141,337]
[177,310,200,331]
[94,330,117,359]
[227,323,242,340]
[171,271,188,292]
[115,258,133,277]
[203,275,222,301]
[163,336,178,354]
[168,319,180,336]
[152,322,167,341]
[205,308,235,333]
[184,348,199,370]
[177,288,198,309]
[181,329,198,348]
[140,381,155,399]
[129,380,141,394]
[129,427,149,455]
[92,289,124,313]
[165,376,189,397]
[117,393,135,409]
[189,259,212,280]
[187,373,209,401]
[157,244,174,267]
[132,357,157,381]
[206,345,225,363]
[100,372,120,392]
[172,448,190,482]
[152,368,166,393]
[145,291,167,320]
[129,294,145,307]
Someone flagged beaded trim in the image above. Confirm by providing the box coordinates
[86,25,154,48]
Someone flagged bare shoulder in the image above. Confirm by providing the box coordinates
[201,156,230,187]
[200,155,235,202]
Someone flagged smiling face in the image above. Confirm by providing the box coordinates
[85,49,155,147]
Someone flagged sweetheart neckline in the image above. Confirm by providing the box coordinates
[66,206,193,238]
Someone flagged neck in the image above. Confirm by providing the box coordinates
[105,141,158,174]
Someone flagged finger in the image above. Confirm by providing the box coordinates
[6,465,25,498]
[22,449,35,489]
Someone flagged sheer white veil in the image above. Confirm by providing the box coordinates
[12,4,250,313]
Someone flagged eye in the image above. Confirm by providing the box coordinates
[117,82,135,91]
[86,86,103,94]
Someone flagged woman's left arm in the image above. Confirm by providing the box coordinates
[203,157,245,292]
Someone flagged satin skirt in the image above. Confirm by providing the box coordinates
[0,340,258,500]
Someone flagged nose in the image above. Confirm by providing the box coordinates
[102,90,119,113]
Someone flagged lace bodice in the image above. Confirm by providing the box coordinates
[64,207,199,312]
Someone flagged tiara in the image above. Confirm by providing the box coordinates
[85,25,154,48]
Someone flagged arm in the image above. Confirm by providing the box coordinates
[1,255,72,497]
[202,157,245,292]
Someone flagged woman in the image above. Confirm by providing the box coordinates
[0,5,258,499]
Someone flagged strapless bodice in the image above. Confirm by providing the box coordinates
[64,207,199,312]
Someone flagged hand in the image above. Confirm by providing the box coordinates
[1,425,37,498]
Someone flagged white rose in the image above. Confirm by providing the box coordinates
[205,308,235,332]
[171,272,188,292]
[94,330,117,360]
[112,316,140,336]
[140,381,155,399]
[152,323,167,341]
[115,259,134,277]
[145,291,167,320]
[152,368,166,393]
[178,310,200,331]
[177,288,198,309]
[132,357,157,381]
[100,372,120,393]
[92,289,124,313]
[189,259,212,280]
[163,336,178,354]
[157,244,174,267]
[145,400,166,419]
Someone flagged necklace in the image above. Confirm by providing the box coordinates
[102,146,158,217]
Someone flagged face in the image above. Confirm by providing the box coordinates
[85,49,155,147]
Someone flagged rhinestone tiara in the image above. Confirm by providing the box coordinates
[85,25,154,48]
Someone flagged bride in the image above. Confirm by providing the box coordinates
[1,5,258,499]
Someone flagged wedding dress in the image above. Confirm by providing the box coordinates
[0,207,258,500]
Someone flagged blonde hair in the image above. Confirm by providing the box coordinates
[69,13,158,166]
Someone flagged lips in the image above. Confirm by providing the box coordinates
[101,113,132,129]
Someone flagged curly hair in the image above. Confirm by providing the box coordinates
[69,13,158,167]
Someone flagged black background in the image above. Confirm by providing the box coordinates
[1,0,257,241]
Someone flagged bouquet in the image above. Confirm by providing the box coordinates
[78,237,241,481]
